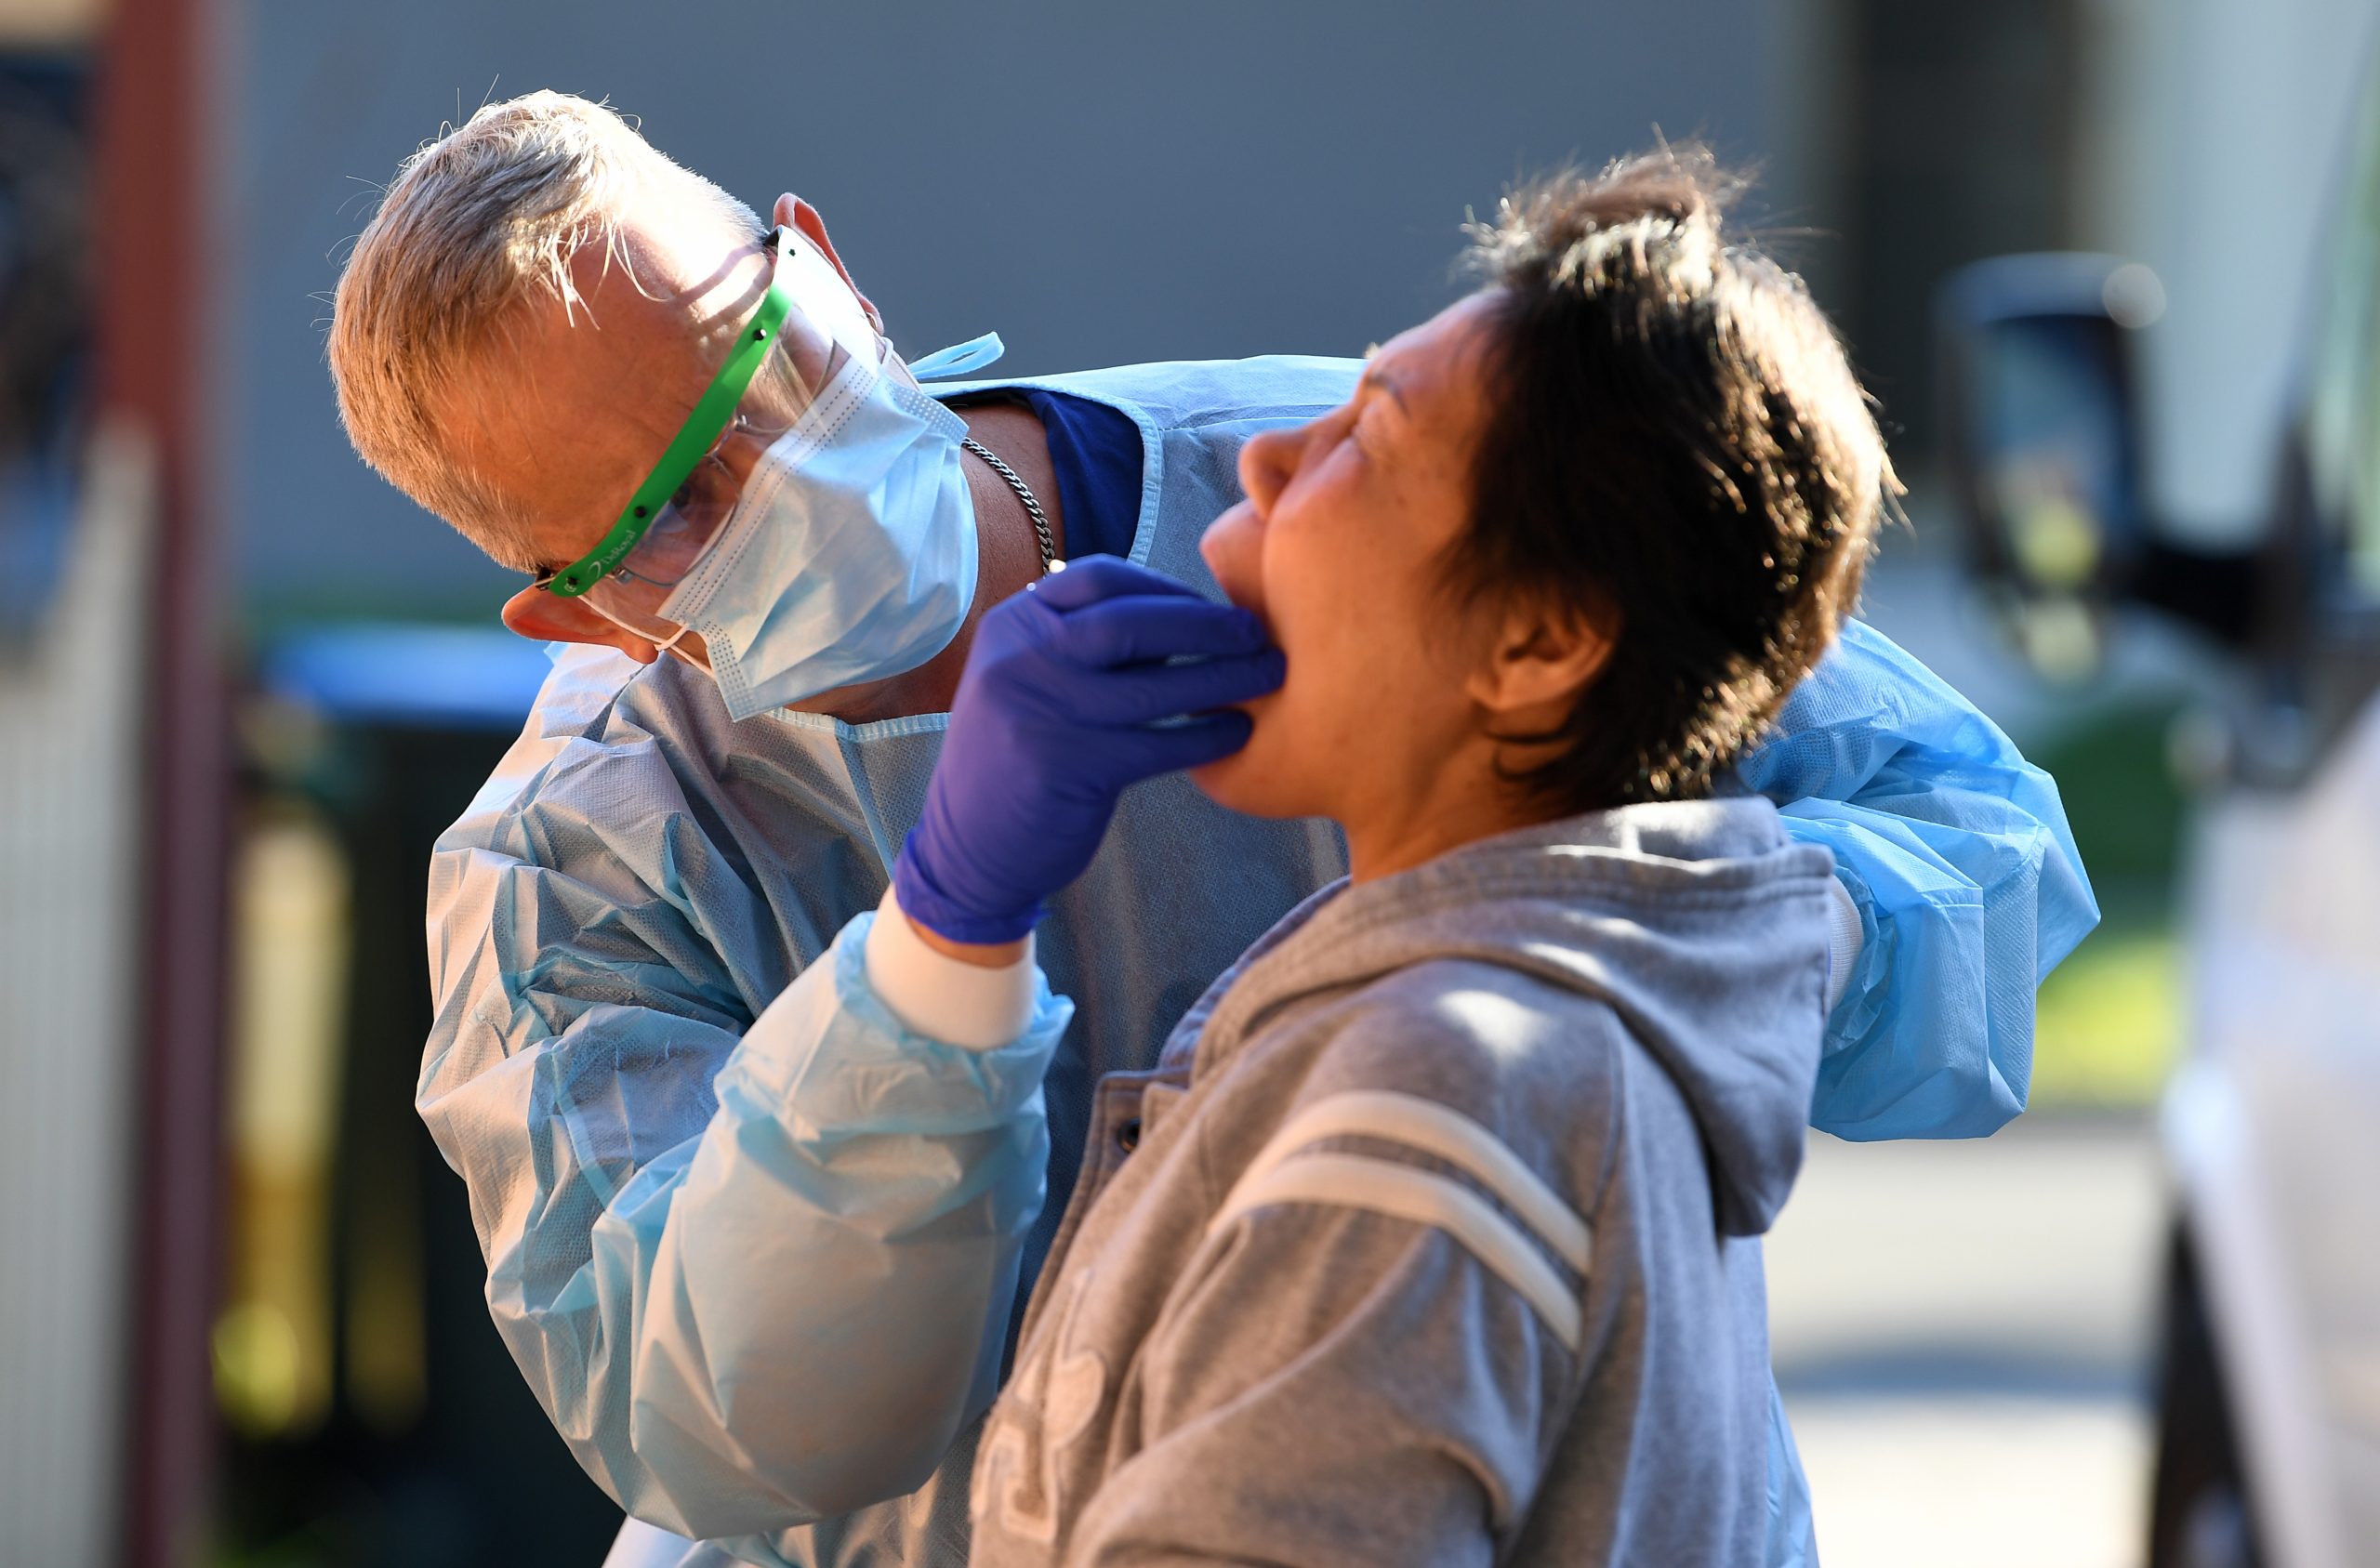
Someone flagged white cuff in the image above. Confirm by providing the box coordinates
[1822,875,1864,1016]
[864,884,1039,1051]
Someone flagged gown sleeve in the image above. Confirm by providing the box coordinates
[1737,618,2101,1140]
[419,671,1067,1540]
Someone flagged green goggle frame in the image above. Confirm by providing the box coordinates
[545,227,800,598]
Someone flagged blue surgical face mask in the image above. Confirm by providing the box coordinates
[654,338,997,720]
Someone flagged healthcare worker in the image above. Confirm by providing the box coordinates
[326,94,2097,1568]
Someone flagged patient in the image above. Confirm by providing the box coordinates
[928,147,1890,1565]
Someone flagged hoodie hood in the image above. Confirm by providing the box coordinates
[1186,797,1835,1237]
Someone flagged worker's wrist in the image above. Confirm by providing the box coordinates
[903,913,1030,968]
[1822,873,1863,1015]
[864,883,1038,1049]
[890,833,1045,946]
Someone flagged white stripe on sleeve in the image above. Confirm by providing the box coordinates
[1209,1152,1583,1352]
[1231,1091,1592,1273]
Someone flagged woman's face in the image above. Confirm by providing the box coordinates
[1195,292,1506,833]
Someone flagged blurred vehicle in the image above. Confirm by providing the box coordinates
[1938,58,2380,1568]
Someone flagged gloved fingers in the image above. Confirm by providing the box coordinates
[1026,554,1203,613]
[1049,595,1268,668]
[1099,712,1259,778]
[1066,649,1286,726]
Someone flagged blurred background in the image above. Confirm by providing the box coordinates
[5,1,2378,1564]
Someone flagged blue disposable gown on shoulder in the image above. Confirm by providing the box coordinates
[1742,616,2102,1140]
[419,356,2098,1568]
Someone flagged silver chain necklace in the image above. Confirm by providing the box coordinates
[961,435,1060,574]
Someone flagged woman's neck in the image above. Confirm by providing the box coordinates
[1339,745,1554,885]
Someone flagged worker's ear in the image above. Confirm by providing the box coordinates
[771,191,883,334]
[500,582,663,664]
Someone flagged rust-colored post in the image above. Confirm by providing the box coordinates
[93,3,232,1564]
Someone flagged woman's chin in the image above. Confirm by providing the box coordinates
[1191,737,1310,820]
[1188,749,1254,810]
[1190,747,1279,817]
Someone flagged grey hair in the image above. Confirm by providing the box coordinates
[327,91,759,570]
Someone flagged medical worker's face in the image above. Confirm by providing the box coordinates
[1195,293,1507,843]
[474,191,879,663]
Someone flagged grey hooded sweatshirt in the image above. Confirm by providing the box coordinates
[968,797,1834,1567]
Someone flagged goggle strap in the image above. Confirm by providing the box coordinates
[548,229,800,598]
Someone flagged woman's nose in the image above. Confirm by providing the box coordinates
[1199,503,1265,621]
[1237,423,1302,515]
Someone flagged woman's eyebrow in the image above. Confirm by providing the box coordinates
[1358,364,1410,415]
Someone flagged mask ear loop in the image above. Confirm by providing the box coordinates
[582,595,704,667]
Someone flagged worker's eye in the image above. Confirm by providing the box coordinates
[673,454,736,512]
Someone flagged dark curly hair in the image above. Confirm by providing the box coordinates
[1451,145,1894,810]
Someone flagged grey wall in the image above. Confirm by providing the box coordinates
[230,0,1787,620]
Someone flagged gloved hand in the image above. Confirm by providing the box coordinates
[893,556,1284,944]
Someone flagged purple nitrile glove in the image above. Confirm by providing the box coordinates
[892,556,1284,945]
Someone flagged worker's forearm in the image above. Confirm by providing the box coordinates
[623,910,1071,1535]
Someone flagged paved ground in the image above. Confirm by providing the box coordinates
[1765,1114,2167,1568]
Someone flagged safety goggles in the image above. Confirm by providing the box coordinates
[533,225,893,645]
